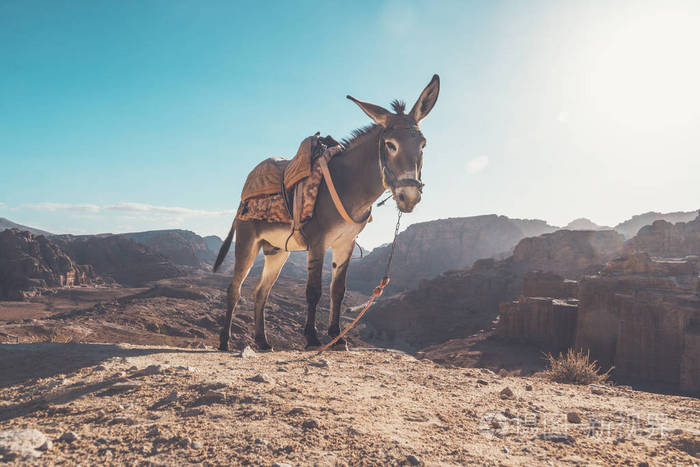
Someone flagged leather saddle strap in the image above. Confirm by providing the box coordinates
[319,158,362,225]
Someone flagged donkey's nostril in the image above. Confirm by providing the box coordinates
[397,193,406,203]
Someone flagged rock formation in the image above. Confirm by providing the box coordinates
[563,218,612,231]
[52,234,181,286]
[362,229,626,352]
[575,253,700,393]
[613,210,699,239]
[0,229,93,300]
[0,218,52,236]
[361,259,520,352]
[624,213,700,258]
[510,230,624,279]
[348,215,557,294]
[122,230,218,267]
[496,272,579,352]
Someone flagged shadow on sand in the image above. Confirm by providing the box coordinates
[0,342,216,388]
[0,342,220,422]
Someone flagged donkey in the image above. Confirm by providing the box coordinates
[214,75,440,351]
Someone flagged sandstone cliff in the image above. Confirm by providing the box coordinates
[575,253,700,393]
[122,230,218,267]
[614,210,699,239]
[52,235,182,286]
[0,229,93,300]
[624,213,700,258]
[563,218,611,231]
[511,229,625,279]
[361,229,621,352]
[0,218,53,236]
[348,215,556,294]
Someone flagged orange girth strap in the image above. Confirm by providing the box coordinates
[319,157,368,225]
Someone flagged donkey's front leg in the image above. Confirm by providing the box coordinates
[328,241,354,348]
[304,246,324,348]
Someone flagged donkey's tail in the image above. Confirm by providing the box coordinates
[213,217,237,273]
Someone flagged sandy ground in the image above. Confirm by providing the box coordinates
[0,343,698,466]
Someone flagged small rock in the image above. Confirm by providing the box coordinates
[136,365,163,376]
[499,387,514,399]
[38,440,52,451]
[182,408,206,417]
[0,429,48,460]
[107,382,141,394]
[241,346,257,358]
[288,407,307,416]
[309,359,330,368]
[272,463,292,467]
[406,454,421,465]
[59,431,79,443]
[150,390,179,410]
[248,373,274,384]
[538,432,575,444]
[525,384,533,391]
[476,379,489,385]
[202,390,226,402]
[95,365,107,371]
[591,388,604,395]
[191,441,203,450]
[567,411,582,424]
[301,418,320,429]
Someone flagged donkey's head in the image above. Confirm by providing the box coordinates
[347,74,440,213]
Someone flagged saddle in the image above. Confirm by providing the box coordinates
[238,133,343,247]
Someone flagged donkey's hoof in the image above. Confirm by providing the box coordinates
[330,338,349,351]
[305,335,322,349]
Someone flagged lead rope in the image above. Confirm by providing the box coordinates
[317,211,402,354]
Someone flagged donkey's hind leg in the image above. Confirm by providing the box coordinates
[252,248,289,350]
[219,226,259,352]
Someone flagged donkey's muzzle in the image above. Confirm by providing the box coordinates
[395,185,422,213]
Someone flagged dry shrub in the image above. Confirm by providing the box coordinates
[543,349,612,385]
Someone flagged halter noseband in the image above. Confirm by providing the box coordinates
[378,125,425,195]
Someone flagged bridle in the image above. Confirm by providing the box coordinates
[378,124,425,196]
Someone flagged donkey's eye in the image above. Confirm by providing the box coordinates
[385,141,397,152]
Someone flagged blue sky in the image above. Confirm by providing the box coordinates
[2,0,699,248]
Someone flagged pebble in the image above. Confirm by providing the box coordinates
[0,429,48,460]
[109,382,141,393]
[136,365,163,376]
[567,411,582,424]
[499,387,514,399]
[407,454,421,465]
[192,441,203,450]
[202,390,226,402]
[309,359,330,368]
[241,346,257,358]
[525,384,533,391]
[59,431,79,443]
[476,379,489,386]
[248,373,274,384]
[538,432,575,444]
[288,407,307,416]
[301,418,320,429]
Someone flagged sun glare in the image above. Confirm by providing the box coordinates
[587,9,700,129]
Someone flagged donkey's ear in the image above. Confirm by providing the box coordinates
[409,74,440,123]
[346,95,392,127]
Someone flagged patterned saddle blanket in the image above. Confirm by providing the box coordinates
[238,134,343,229]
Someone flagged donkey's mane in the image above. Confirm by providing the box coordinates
[340,124,381,151]
[338,99,406,151]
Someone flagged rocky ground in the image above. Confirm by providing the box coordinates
[1,343,698,465]
[0,272,369,351]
